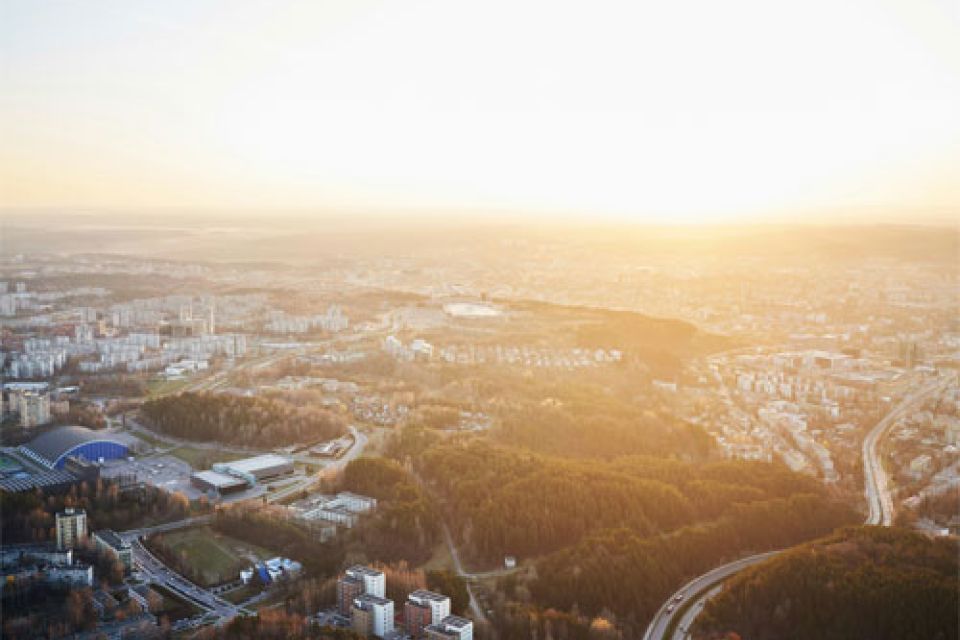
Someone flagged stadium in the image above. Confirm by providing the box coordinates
[19,426,130,470]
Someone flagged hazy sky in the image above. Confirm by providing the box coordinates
[2,0,958,223]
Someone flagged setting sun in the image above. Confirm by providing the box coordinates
[3,0,958,222]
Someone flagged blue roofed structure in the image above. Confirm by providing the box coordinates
[19,426,129,470]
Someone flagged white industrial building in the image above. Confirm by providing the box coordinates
[212,454,293,485]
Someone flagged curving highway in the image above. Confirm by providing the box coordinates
[643,376,952,640]
[862,378,947,526]
[642,552,780,640]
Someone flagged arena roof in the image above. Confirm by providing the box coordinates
[21,426,129,468]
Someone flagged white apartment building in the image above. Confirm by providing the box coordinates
[408,589,451,623]
[345,565,386,598]
[425,615,474,640]
[352,594,394,638]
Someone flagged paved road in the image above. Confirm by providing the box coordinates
[131,537,249,624]
[265,426,366,504]
[642,552,780,640]
[643,375,954,640]
[117,426,367,629]
[862,378,949,526]
[441,522,489,625]
[119,514,212,542]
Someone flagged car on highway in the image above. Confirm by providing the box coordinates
[674,593,685,602]
[666,604,675,614]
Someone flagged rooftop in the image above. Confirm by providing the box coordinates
[440,615,472,629]
[409,590,450,603]
[93,529,129,550]
[346,565,384,578]
[192,470,247,488]
[354,593,392,607]
[217,454,292,473]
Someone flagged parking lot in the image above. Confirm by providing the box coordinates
[100,454,297,504]
[101,455,206,500]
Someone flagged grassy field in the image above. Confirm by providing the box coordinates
[146,377,194,398]
[167,446,245,468]
[157,527,274,587]
[129,428,166,448]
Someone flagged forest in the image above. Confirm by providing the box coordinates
[339,457,440,566]
[693,526,959,640]
[0,480,196,544]
[140,391,345,446]
[492,388,712,460]
[414,439,843,562]
[402,436,856,626]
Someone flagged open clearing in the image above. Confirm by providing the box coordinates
[155,526,273,587]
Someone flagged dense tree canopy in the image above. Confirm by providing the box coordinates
[532,493,855,622]
[402,437,857,627]
[141,391,345,446]
[340,457,439,565]
[415,439,841,564]
[694,526,959,640]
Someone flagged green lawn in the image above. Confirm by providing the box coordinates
[146,377,194,398]
[167,446,245,469]
[157,527,273,587]
[129,428,166,448]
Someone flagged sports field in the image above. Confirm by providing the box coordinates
[156,527,273,587]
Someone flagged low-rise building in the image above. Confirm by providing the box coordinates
[212,454,293,485]
[93,529,132,573]
[46,563,94,587]
[127,585,163,613]
[191,470,248,495]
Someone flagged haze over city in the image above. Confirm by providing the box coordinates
[1,2,958,640]
[3,0,959,223]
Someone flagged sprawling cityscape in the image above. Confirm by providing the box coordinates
[3,0,959,638]
[1,220,957,639]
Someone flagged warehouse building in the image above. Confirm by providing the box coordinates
[212,454,293,485]
[190,470,248,495]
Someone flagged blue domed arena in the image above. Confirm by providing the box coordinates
[19,426,129,469]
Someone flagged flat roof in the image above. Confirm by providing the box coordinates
[354,593,392,607]
[409,589,450,603]
[441,616,472,628]
[218,454,292,473]
[192,470,247,488]
[346,564,384,578]
[93,529,129,550]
